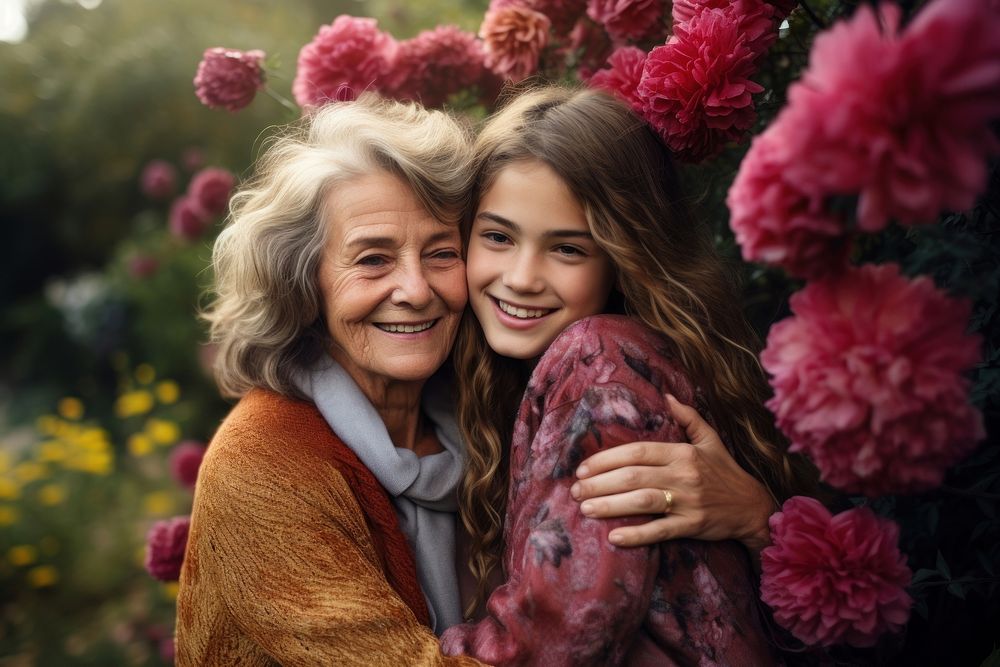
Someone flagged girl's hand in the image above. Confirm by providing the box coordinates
[570,395,775,557]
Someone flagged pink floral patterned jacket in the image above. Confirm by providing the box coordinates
[442,315,775,666]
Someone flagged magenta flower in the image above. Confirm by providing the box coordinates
[586,0,665,41]
[170,440,207,490]
[761,497,912,647]
[726,109,855,280]
[127,254,160,279]
[587,46,647,115]
[188,167,235,219]
[182,147,205,172]
[140,160,178,200]
[193,47,266,113]
[480,5,552,82]
[762,264,985,495]
[389,26,486,108]
[671,0,778,56]
[168,196,211,242]
[292,16,398,109]
[144,515,191,582]
[638,6,762,161]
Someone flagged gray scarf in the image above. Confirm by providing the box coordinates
[294,357,464,633]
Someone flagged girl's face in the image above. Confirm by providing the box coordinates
[466,160,615,360]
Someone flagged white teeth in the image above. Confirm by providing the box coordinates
[377,321,435,333]
[497,300,549,319]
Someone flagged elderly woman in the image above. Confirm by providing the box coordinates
[175,93,776,665]
[175,95,482,665]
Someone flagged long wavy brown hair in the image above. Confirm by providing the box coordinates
[455,85,817,616]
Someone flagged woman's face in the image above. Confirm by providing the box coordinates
[466,160,615,360]
[317,171,467,389]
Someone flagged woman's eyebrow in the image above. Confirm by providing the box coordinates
[477,211,593,240]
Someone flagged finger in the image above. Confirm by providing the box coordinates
[579,488,677,518]
[666,394,718,449]
[572,466,683,501]
[576,441,680,478]
[608,517,700,547]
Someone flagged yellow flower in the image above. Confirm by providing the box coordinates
[155,380,181,405]
[145,418,181,446]
[0,477,19,501]
[57,397,85,421]
[38,440,68,463]
[13,462,47,484]
[115,390,155,419]
[8,545,38,567]
[0,451,10,473]
[143,491,174,516]
[135,364,156,385]
[162,581,180,601]
[37,484,66,506]
[35,415,59,436]
[27,565,58,588]
[128,434,154,457]
[0,506,18,526]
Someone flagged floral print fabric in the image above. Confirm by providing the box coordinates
[442,315,774,666]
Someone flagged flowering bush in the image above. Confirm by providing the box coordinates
[761,496,913,647]
[389,26,487,107]
[586,0,665,41]
[479,5,552,82]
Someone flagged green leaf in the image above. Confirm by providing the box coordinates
[979,647,1000,667]
[910,568,940,584]
[947,582,967,599]
[936,551,952,579]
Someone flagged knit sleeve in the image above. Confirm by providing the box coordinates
[440,316,693,666]
[180,431,485,667]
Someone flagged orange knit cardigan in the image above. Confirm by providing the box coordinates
[175,388,485,666]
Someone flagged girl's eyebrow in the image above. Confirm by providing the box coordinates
[476,211,594,240]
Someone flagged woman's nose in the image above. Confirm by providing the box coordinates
[390,259,434,309]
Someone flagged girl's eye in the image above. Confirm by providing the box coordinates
[554,245,585,257]
[482,231,511,245]
[358,255,388,267]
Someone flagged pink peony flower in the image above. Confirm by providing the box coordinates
[292,16,398,109]
[193,47,266,113]
[726,109,855,279]
[638,7,762,161]
[168,196,211,242]
[127,254,160,279]
[479,5,552,82]
[389,26,486,107]
[490,0,588,33]
[182,147,204,172]
[170,440,207,490]
[586,0,665,41]
[762,264,985,495]
[587,46,647,115]
[784,0,1000,231]
[671,0,778,55]
[140,160,177,200]
[144,515,190,582]
[188,167,235,219]
[761,496,913,647]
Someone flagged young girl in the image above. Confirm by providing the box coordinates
[442,86,815,664]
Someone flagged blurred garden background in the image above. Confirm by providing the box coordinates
[0,0,998,665]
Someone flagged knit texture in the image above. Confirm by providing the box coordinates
[175,388,484,666]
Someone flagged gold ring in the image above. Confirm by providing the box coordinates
[662,489,673,514]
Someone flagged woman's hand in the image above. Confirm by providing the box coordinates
[570,395,775,557]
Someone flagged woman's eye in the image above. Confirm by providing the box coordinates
[431,249,460,261]
[358,255,388,267]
